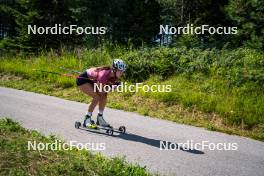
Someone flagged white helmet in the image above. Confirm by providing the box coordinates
[112,59,126,71]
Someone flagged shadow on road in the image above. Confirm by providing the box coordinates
[116,133,204,154]
[78,126,204,154]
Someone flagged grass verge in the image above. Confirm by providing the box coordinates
[0,118,153,176]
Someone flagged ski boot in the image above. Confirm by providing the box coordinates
[96,114,112,128]
[83,115,97,129]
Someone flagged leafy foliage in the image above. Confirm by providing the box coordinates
[225,0,264,49]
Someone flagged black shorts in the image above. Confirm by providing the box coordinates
[76,71,95,86]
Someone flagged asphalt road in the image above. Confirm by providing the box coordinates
[1,87,264,176]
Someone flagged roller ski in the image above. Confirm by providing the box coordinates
[75,114,126,136]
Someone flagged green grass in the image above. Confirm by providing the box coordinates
[0,46,264,141]
[0,118,153,176]
[143,74,264,129]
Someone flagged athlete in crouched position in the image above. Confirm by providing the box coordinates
[76,59,126,128]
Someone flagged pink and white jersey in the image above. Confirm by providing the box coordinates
[86,68,112,84]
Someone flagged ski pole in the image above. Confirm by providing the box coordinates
[32,69,91,80]
[59,67,82,74]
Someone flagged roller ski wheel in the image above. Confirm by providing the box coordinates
[75,121,81,129]
[106,128,114,136]
[118,126,126,134]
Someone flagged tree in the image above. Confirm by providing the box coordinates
[1,0,82,51]
[107,0,161,46]
[225,0,264,49]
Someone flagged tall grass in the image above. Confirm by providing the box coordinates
[1,46,263,130]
